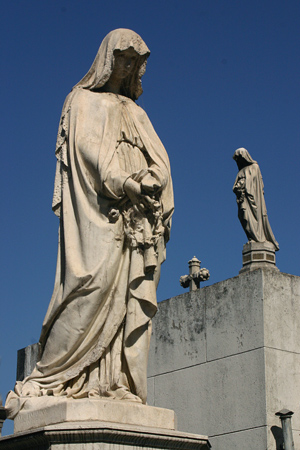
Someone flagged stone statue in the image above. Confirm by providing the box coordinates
[6,29,174,419]
[233,148,279,250]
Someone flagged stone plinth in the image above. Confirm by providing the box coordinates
[148,269,300,450]
[240,241,278,273]
[13,398,176,433]
[0,421,211,450]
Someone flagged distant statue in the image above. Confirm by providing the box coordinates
[233,148,279,250]
[6,29,174,418]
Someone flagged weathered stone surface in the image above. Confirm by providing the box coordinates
[16,343,39,381]
[263,270,300,352]
[147,376,155,407]
[265,348,300,429]
[205,270,264,360]
[148,290,206,377]
[13,398,176,433]
[148,269,300,450]
[0,421,211,450]
[151,349,266,436]
[209,426,268,450]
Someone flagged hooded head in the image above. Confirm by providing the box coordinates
[53,30,151,216]
[74,28,150,100]
[233,147,257,171]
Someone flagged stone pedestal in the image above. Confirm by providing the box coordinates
[0,399,210,449]
[240,241,278,273]
[148,269,300,450]
[0,421,210,450]
[13,398,176,433]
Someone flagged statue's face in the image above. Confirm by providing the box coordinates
[112,48,139,80]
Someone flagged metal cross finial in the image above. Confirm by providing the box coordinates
[180,256,210,292]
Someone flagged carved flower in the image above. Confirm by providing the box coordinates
[199,268,210,280]
[108,208,120,223]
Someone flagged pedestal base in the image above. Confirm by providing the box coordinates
[0,420,210,449]
[11,397,176,434]
[240,241,278,273]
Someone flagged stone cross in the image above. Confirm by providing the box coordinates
[180,256,210,292]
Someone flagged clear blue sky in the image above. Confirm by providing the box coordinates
[1,0,299,436]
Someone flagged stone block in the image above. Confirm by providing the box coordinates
[265,347,300,430]
[263,270,300,352]
[209,426,267,450]
[147,376,155,407]
[151,348,266,437]
[148,270,300,449]
[205,271,264,361]
[149,290,206,376]
[209,422,299,450]
[13,398,176,433]
[16,343,39,381]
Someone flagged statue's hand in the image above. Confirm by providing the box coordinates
[141,173,160,194]
[124,178,150,212]
[124,178,142,203]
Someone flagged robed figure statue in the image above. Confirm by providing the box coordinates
[6,29,174,419]
[233,147,278,250]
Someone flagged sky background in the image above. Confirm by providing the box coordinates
[1,0,299,436]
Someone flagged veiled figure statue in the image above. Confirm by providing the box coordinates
[233,148,279,250]
[6,29,174,418]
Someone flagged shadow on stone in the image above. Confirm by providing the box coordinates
[271,426,284,450]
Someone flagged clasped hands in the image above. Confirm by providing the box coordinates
[124,173,160,213]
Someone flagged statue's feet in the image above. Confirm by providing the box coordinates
[117,390,143,403]
[100,386,143,403]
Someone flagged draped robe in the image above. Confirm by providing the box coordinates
[6,88,174,418]
[233,162,278,249]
